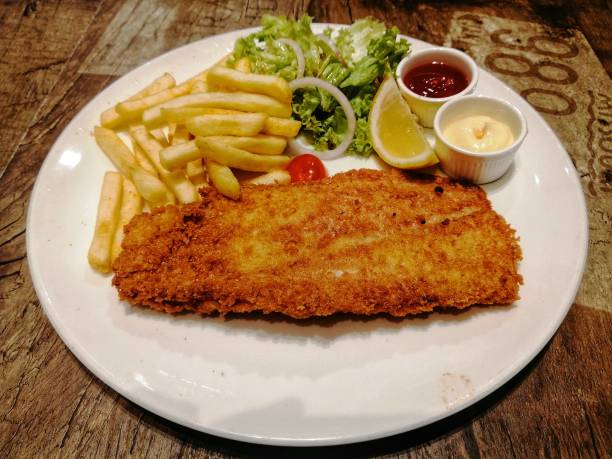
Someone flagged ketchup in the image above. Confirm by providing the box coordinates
[403,61,468,98]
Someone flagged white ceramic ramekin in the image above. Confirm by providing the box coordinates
[396,47,478,128]
[433,95,528,184]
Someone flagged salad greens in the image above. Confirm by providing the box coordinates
[229,16,410,156]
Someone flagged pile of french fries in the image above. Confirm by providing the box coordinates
[88,56,302,273]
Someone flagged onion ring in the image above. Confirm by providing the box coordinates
[277,38,305,79]
[288,77,356,160]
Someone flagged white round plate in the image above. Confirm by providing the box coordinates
[27,25,588,446]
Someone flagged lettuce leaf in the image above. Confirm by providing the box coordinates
[229,15,410,157]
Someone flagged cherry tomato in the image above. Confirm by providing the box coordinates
[287,154,328,183]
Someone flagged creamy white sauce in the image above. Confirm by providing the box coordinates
[443,115,514,153]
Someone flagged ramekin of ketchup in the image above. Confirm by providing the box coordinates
[396,47,478,128]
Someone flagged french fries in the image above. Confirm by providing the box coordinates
[149,128,168,146]
[110,177,143,263]
[94,126,139,176]
[160,106,236,124]
[262,117,301,137]
[131,168,175,205]
[88,172,123,273]
[117,81,194,123]
[185,113,267,137]
[196,137,291,172]
[186,159,207,187]
[160,141,199,170]
[130,125,200,204]
[132,141,158,176]
[90,56,306,269]
[205,135,287,155]
[190,80,208,94]
[234,57,251,73]
[160,134,287,171]
[248,169,291,185]
[126,73,176,100]
[206,160,240,200]
[161,107,299,137]
[142,92,292,128]
[170,125,207,187]
[100,73,176,129]
[170,123,190,145]
[207,66,292,103]
[162,106,301,138]
[93,126,173,205]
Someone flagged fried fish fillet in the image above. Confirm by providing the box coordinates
[112,169,522,318]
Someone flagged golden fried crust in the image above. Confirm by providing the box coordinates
[112,169,522,318]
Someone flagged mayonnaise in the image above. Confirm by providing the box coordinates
[442,115,514,153]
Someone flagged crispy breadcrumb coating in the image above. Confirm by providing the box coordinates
[112,169,522,319]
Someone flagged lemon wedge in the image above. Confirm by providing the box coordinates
[369,76,438,169]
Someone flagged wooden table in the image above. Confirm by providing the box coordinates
[1,1,610,457]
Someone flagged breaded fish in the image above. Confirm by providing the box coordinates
[112,169,522,319]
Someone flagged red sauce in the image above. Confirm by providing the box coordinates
[403,61,468,98]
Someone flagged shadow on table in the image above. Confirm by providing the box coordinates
[120,340,547,458]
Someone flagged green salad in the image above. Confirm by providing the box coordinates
[228,15,410,157]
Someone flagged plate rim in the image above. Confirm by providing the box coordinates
[25,24,589,446]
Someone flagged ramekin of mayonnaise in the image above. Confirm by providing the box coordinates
[433,95,527,184]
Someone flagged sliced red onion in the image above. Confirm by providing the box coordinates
[277,38,305,79]
[288,77,356,160]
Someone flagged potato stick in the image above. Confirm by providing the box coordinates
[100,73,176,129]
[162,133,288,170]
[93,126,171,203]
[186,113,266,137]
[168,122,177,141]
[88,171,123,273]
[128,73,176,100]
[160,140,200,170]
[171,124,191,145]
[165,169,201,203]
[142,92,292,128]
[197,137,291,172]
[185,70,208,85]
[234,57,251,73]
[248,169,291,185]
[131,168,175,205]
[100,109,127,130]
[116,81,194,122]
[130,125,175,173]
[110,177,143,263]
[94,126,139,176]
[207,66,292,103]
[186,159,207,187]
[206,159,240,200]
[182,54,229,85]
[190,80,209,94]
[130,126,200,204]
[262,117,301,138]
[160,107,238,124]
[205,135,287,155]
[161,106,299,138]
[168,126,206,185]
[150,128,168,146]
[132,141,158,177]
[94,127,172,204]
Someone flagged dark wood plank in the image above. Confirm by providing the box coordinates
[0,0,106,177]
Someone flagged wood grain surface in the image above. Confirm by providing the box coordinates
[1,1,610,457]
